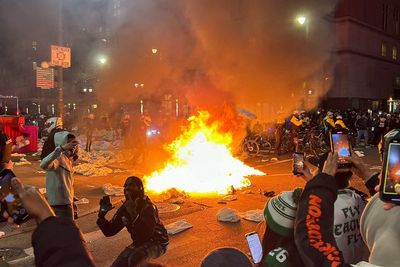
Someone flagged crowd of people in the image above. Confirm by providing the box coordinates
[1,108,400,267]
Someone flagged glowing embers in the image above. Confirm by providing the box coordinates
[144,111,265,195]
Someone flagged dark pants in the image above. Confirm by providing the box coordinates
[86,132,93,152]
[51,204,74,221]
[111,242,166,267]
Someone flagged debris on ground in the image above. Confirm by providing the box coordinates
[270,158,278,161]
[217,200,227,204]
[165,220,193,235]
[217,208,240,223]
[0,231,5,238]
[239,209,264,223]
[102,183,124,196]
[36,170,46,174]
[222,195,237,202]
[11,153,26,157]
[14,158,32,166]
[242,190,252,194]
[75,163,113,176]
[170,198,185,204]
[74,198,90,205]
[354,151,365,157]
[39,188,46,194]
[263,191,275,197]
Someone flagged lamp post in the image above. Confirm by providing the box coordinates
[296,15,309,40]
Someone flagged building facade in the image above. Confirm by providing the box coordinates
[327,0,400,110]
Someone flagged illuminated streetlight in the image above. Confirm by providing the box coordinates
[296,16,307,25]
[98,56,107,65]
[152,48,158,54]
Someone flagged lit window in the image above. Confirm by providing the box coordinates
[393,47,398,60]
[382,43,387,57]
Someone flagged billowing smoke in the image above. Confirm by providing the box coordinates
[99,0,337,121]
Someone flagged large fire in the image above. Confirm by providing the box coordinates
[144,111,265,195]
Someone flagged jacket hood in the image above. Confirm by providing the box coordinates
[54,131,74,147]
[360,194,400,267]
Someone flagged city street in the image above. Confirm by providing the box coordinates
[1,148,380,266]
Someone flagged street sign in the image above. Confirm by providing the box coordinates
[51,45,71,68]
[36,67,54,89]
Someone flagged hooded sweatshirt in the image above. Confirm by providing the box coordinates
[40,131,74,206]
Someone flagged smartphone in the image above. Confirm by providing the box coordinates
[380,141,400,204]
[293,152,305,175]
[0,169,30,224]
[330,131,352,169]
[245,232,263,264]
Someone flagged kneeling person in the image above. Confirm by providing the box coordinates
[97,176,169,267]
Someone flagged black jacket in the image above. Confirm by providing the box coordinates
[294,173,352,267]
[97,196,169,247]
[32,216,95,267]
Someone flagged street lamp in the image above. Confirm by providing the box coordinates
[98,56,107,65]
[296,16,307,25]
[151,48,158,54]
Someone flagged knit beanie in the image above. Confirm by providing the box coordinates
[200,247,252,267]
[263,188,302,237]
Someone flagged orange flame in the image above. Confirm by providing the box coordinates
[144,111,265,195]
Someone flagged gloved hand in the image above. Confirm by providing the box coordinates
[98,196,113,218]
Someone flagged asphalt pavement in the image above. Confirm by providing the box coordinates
[1,147,381,266]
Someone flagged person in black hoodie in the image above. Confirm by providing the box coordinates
[97,176,169,267]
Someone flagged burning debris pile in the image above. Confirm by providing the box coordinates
[144,111,265,195]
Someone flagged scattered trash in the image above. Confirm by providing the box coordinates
[20,157,29,162]
[156,203,181,213]
[32,152,41,157]
[11,153,26,157]
[38,188,46,194]
[222,195,237,201]
[165,220,193,235]
[270,158,278,161]
[75,198,90,205]
[113,169,126,173]
[36,170,46,174]
[217,208,240,223]
[354,151,365,157]
[0,231,5,238]
[75,163,113,176]
[239,209,264,223]
[14,160,32,166]
[217,201,227,204]
[264,191,275,197]
[170,198,184,204]
[243,190,252,194]
[102,183,124,196]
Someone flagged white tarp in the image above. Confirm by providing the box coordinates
[165,220,193,235]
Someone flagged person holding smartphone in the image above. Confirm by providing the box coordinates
[40,131,79,220]
[295,153,400,267]
[3,177,95,267]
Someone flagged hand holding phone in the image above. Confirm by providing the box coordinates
[245,232,263,264]
[0,170,31,224]
[330,131,352,169]
[380,141,400,204]
[293,152,305,175]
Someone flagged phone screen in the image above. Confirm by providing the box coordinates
[246,232,263,264]
[332,133,351,163]
[383,143,400,195]
[0,169,30,224]
[293,153,304,174]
